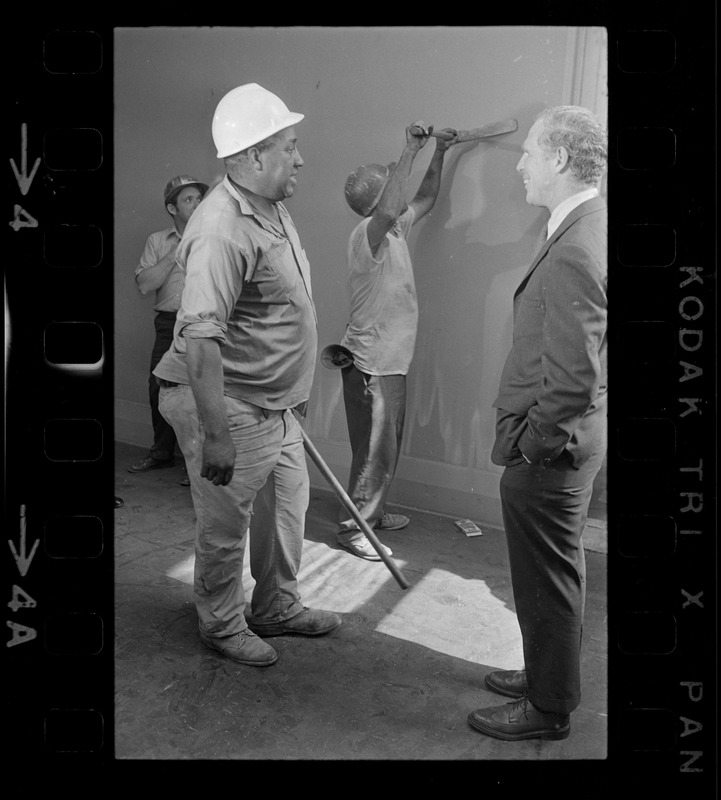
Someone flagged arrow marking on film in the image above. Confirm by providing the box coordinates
[10,124,41,196]
[8,505,39,577]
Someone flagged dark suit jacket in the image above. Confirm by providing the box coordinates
[492,195,607,469]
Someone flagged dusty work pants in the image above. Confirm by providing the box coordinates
[499,447,605,715]
[337,365,406,536]
[159,383,307,637]
[147,311,178,462]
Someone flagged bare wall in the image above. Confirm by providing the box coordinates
[114,26,607,528]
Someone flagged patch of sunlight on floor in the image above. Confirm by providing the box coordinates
[163,540,523,668]
[374,567,524,667]
[166,553,195,584]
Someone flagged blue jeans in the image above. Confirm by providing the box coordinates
[337,365,406,538]
[159,384,307,636]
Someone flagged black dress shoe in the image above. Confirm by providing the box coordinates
[468,696,570,741]
[484,668,528,698]
[114,496,124,509]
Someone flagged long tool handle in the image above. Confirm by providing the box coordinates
[431,118,518,142]
[298,426,410,590]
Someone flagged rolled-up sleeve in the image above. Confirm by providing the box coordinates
[176,233,248,345]
[134,232,163,276]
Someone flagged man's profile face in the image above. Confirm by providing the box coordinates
[169,185,203,223]
[257,127,304,201]
[515,120,556,209]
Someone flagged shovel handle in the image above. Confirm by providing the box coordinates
[298,426,410,590]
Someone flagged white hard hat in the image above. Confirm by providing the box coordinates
[212,83,305,159]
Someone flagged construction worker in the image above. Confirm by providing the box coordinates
[153,83,342,667]
[128,174,208,483]
[337,122,459,560]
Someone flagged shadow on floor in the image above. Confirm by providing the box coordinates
[114,441,607,761]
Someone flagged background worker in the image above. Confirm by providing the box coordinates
[154,83,341,667]
[128,175,208,483]
[337,121,459,560]
[467,106,608,741]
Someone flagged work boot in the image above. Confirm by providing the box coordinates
[127,455,174,473]
[199,628,277,666]
[248,607,342,637]
[337,531,392,561]
[375,513,410,531]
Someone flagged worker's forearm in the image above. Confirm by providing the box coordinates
[374,145,417,221]
[185,338,229,440]
[414,148,446,205]
[135,250,177,294]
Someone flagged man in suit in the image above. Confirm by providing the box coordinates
[468,106,608,741]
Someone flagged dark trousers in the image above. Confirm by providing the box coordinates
[499,447,605,714]
[147,311,178,462]
[338,365,406,532]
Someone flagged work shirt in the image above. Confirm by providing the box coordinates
[340,207,418,376]
[153,176,317,410]
[135,228,184,312]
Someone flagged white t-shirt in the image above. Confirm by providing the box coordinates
[340,207,418,376]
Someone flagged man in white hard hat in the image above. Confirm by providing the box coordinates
[128,175,208,482]
[467,106,607,741]
[154,83,341,667]
[337,122,459,560]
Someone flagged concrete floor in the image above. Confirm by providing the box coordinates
[114,440,607,761]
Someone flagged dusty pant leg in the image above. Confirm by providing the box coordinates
[499,451,602,715]
[248,410,308,624]
[147,312,178,461]
[338,366,406,533]
[159,385,281,637]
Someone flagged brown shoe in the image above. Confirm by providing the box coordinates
[199,628,277,666]
[468,696,570,741]
[484,669,528,698]
[248,607,342,637]
[127,455,174,473]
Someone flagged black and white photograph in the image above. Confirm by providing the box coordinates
[4,14,716,780]
[112,26,609,760]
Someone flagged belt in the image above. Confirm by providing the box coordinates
[157,379,179,388]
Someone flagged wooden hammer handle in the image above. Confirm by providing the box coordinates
[431,118,518,142]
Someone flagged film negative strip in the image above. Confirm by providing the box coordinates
[5,9,716,783]
[6,25,113,762]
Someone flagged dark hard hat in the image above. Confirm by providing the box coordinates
[344,163,396,216]
[163,175,209,206]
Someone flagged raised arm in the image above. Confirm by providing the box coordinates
[409,128,458,222]
[365,121,430,252]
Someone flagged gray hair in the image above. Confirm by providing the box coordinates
[224,130,284,168]
[534,106,608,185]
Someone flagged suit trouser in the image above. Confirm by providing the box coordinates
[499,447,604,714]
[337,365,406,535]
[147,311,179,462]
[159,384,307,636]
